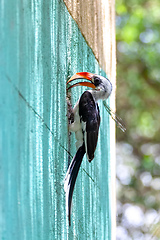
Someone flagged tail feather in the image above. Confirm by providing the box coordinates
[64,143,85,226]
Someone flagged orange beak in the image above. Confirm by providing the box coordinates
[66,72,96,90]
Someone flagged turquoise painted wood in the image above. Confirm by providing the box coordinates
[0,0,111,239]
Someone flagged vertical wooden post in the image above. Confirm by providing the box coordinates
[0,0,116,239]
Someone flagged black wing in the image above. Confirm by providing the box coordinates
[79,91,100,162]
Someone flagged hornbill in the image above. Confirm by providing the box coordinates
[64,72,112,226]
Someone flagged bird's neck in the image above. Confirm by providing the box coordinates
[88,90,110,101]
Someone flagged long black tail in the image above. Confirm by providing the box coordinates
[64,143,85,226]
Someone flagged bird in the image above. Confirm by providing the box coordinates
[64,72,112,226]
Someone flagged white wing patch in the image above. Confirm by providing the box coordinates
[81,121,90,160]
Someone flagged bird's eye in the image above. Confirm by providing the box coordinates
[93,77,100,86]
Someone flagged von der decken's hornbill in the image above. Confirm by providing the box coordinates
[64,72,112,226]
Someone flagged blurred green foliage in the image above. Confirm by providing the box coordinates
[116,0,160,145]
[116,0,160,239]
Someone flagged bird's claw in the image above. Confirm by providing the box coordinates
[67,97,74,124]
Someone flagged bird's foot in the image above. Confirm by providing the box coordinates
[66,96,74,124]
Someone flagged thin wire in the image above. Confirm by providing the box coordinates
[103,100,126,132]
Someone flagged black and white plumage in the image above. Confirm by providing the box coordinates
[64,72,112,225]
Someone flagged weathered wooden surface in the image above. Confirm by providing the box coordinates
[63,0,116,80]
[0,0,114,239]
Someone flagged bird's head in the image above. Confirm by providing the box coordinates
[66,72,112,100]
